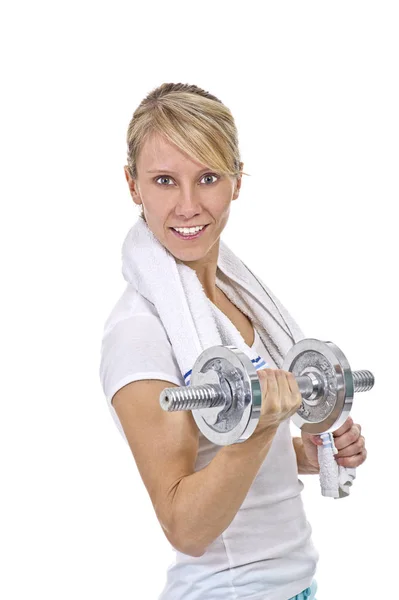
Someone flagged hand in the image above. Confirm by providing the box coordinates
[301,416,367,469]
[254,369,303,436]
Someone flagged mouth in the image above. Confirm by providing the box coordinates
[169,224,210,240]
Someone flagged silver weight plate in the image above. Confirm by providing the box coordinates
[190,344,262,446]
[282,339,354,434]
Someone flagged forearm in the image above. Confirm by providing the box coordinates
[172,426,278,557]
[292,436,320,475]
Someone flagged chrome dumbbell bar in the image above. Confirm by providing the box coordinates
[159,338,375,446]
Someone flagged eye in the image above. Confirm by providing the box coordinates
[200,173,219,185]
[155,176,174,186]
[154,173,219,186]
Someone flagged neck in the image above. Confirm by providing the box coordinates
[175,245,221,304]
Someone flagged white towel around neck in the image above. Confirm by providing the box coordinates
[121,218,356,498]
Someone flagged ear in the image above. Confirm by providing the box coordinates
[124,166,142,205]
[232,163,243,201]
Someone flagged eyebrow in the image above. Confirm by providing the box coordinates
[146,167,211,174]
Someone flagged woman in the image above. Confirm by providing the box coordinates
[99,82,366,600]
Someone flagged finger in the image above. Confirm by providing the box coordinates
[286,371,301,398]
[261,369,278,411]
[274,369,291,404]
[333,416,354,438]
[266,370,279,396]
[334,424,361,451]
[274,370,298,419]
[336,435,365,457]
[336,448,367,467]
[275,369,293,394]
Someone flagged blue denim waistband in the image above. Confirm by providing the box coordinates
[289,578,317,600]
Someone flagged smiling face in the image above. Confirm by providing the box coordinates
[124,132,242,266]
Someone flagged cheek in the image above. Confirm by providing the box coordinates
[220,201,232,219]
[206,189,232,211]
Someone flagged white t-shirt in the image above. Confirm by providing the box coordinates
[99,283,319,600]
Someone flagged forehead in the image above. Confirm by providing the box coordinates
[138,132,208,172]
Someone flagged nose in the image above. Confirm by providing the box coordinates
[174,187,202,219]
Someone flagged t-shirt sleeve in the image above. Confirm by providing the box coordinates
[99,313,184,443]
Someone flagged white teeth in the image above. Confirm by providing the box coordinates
[173,225,205,235]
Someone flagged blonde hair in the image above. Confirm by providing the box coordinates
[125,82,249,222]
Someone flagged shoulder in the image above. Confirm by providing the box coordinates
[99,284,184,401]
[103,283,162,334]
[101,284,177,362]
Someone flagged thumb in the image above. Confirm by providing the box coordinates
[311,435,323,446]
[302,432,323,445]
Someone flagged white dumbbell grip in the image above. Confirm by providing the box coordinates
[317,432,357,499]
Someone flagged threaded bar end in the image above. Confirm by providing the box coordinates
[353,370,375,392]
[160,383,226,411]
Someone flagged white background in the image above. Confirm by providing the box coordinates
[1,1,398,598]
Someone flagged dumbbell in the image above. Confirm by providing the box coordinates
[159,338,374,446]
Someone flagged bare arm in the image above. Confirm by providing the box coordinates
[292,436,320,475]
[112,368,304,558]
[171,426,279,557]
[172,368,307,556]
